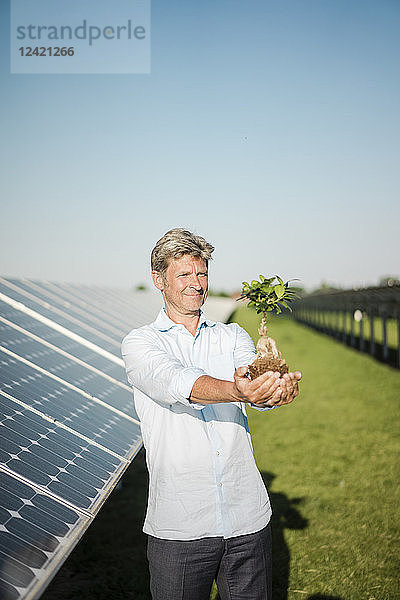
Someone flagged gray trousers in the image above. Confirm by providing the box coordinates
[147,523,272,600]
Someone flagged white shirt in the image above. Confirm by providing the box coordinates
[121,308,272,540]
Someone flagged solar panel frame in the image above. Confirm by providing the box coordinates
[0,277,163,599]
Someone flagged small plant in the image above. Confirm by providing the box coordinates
[238,275,298,378]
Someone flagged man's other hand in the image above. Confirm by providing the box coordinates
[234,367,302,408]
[272,371,302,407]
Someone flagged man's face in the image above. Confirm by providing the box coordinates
[152,255,208,316]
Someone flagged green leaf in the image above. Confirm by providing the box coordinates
[261,285,274,295]
[239,273,298,315]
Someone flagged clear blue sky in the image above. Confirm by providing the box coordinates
[1,0,399,292]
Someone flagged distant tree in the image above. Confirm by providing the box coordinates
[208,289,230,298]
[289,285,305,297]
[311,281,341,294]
[379,275,400,287]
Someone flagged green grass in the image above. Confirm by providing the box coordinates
[42,308,400,600]
[218,306,399,600]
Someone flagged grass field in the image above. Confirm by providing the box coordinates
[42,307,400,600]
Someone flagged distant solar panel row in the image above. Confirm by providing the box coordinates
[0,277,161,600]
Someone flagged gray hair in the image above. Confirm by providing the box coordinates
[151,228,215,277]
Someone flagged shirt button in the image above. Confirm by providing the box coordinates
[216,451,220,456]
[209,422,214,427]
[218,482,223,487]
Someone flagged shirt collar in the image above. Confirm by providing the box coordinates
[152,308,217,332]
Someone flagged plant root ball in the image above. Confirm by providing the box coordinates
[248,355,289,380]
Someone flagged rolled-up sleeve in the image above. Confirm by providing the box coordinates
[121,330,207,409]
[232,323,257,369]
[233,323,257,369]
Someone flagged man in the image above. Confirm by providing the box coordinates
[121,228,301,600]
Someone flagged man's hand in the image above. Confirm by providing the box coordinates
[271,371,302,407]
[234,367,302,408]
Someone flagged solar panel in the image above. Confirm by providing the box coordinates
[0,348,140,454]
[3,278,161,333]
[5,279,128,339]
[48,281,155,327]
[0,322,136,418]
[0,277,161,600]
[0,279,121,353]
[0,392,136,508]
[0,468,90,600]
[0,299,125,381]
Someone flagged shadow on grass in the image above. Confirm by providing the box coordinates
[258,474,344,600]
[261,471,309,600]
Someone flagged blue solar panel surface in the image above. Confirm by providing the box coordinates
[0,277,161,600]
[0,322,137,418]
